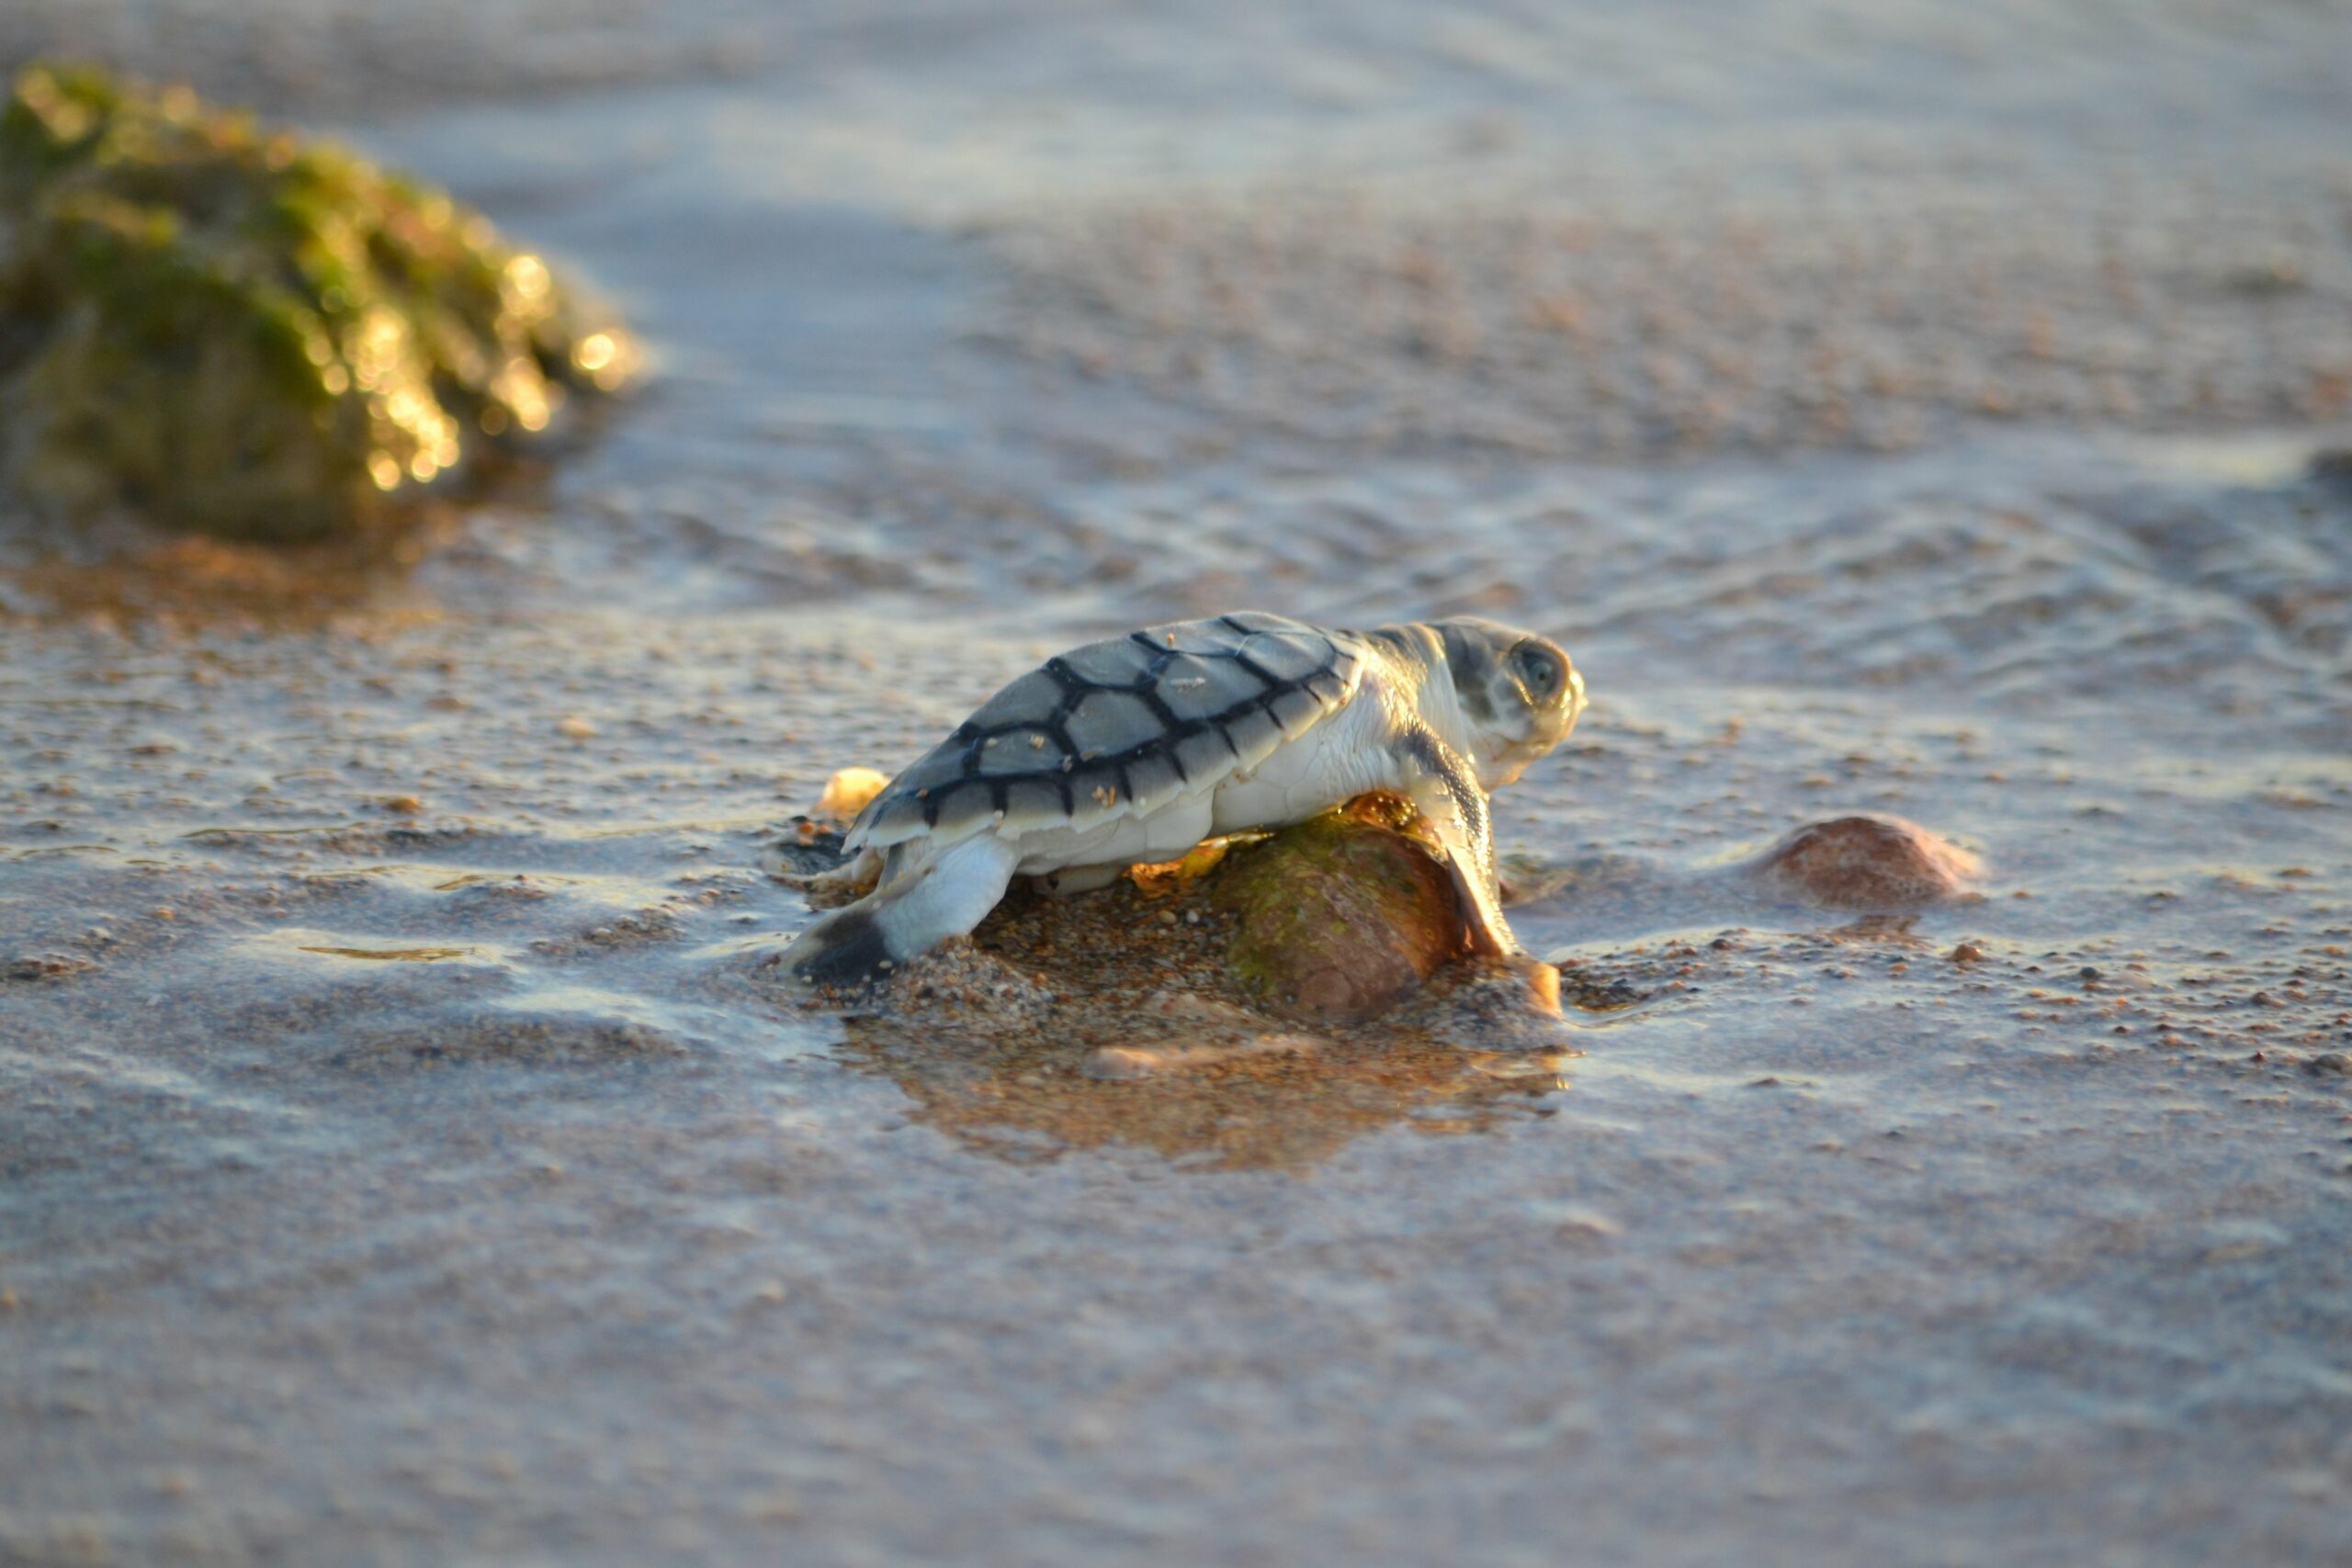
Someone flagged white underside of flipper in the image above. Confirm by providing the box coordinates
[782,834,1022,982]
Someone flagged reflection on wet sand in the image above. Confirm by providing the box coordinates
[0,523,437,627]
[844,1017,1571,1172]
[0,437,595,630]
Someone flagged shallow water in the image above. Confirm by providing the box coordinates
[6,3,2352,1563]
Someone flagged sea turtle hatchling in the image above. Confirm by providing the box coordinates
[782,611,1585,983]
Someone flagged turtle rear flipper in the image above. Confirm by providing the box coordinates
[782,836,1022,984]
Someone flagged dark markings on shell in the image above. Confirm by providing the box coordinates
[1227,650,1281,690]
[852,614,1359,845]
[1122,643,1193,781]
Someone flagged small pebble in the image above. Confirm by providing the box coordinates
[812,766,889,818]
[1746,815,1976,909]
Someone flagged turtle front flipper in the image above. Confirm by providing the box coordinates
[1394,724,1519,957]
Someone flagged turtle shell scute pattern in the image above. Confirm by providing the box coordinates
[848,614,1363,850]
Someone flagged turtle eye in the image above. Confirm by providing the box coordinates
[1512,643,1564,701]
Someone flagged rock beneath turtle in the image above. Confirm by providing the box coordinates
[0,64,636,541]
[1744,815,1980,910]
[1212,797,1478,1023]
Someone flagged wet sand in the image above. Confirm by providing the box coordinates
[6,3,2352,1563]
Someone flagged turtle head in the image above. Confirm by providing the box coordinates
[1429,617,1586,785]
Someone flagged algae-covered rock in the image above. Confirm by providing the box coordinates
[0,63,636,541]
[1212,795,1473,1023]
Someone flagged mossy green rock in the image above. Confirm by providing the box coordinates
[0,63,635,541]
[1212,800,1470,1023]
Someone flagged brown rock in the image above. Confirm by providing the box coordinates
[1746,815,1980,910]
[1212,799,1471,1022]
